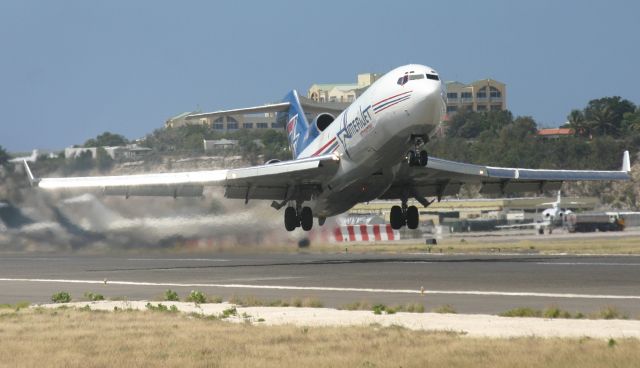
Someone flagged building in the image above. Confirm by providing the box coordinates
[537,128,575,139]
[307,73,381,103]
[165,111,279,130]
[165,73,505,132]
[64,144,151,160]
[203,139,239,152]
[444,79,506,115]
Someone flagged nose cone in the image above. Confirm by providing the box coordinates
[413,80,445,126]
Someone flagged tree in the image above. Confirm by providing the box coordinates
[584,97,636,137]
[566,109,591,137]
[95,147,114,172]
[622,108,640,133]
[0,145,9,167]
[84,132,128,147]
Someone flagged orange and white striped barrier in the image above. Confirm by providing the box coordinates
[331,224,400,242]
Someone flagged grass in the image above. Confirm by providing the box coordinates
[0,301,30,311]
[84,292,105,301]
[500,306,628,320]
[432,304,457,314]
[0,308,638,367]
[228,295,323,308]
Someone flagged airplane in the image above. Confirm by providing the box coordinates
[23,64,632,232]
[496,191,581,234]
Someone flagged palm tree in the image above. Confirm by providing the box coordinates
[589,106,617,136]
[566,109,590,137]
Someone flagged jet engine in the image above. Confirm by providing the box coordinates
[311,113,335,132]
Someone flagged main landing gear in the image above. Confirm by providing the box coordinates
[284,203,313,232]
[390,198,420,230]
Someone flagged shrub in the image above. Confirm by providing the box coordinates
[186,290,207,304]
[164,289,179,301]
[372,304,387,315]
[302,298,323,308]
[145,303,179,313]
[221,307,237,319]
[542,306,572,319]
[51,291,71,303]
[209,295,223,304]
[596,306,626,320]
[84,292,104,301]
[432,304,457,314]
[499,307,541,318]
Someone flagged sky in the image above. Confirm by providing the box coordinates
[1,0,639,152]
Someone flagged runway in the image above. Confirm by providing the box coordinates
[1,252,639,315]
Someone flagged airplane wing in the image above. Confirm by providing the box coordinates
[379,151,631,203]
[25,154,340,204]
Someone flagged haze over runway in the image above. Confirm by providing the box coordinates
[2,252,639,315]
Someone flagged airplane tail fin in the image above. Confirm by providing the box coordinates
[622,150,631,173]
[281,90,313,159]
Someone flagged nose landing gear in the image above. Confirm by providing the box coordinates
[407,135,429,167]
[284,203,314,232]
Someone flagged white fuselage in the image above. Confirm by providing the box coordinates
[298,64,445,217]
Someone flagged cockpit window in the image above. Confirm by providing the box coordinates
[426,74,439,81]
[409,74,424,80]
[397,75,409,86]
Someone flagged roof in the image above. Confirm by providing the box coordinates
[537,128,575,136]
[309,83,358,91]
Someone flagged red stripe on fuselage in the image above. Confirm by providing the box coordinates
[311,137,337,156]
[372,91,412,107]
[374,97,409,114]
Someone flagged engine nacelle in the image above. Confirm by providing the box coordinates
[311,113,335,132]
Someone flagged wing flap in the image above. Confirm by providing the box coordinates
[30,154,339,200]
[381,151,631,200]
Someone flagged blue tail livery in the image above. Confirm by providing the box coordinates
[281,90,319,159]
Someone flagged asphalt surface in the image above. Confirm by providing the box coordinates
[1,252,639,315]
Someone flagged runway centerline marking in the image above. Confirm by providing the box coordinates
[1,278,639,300]
[126,258,230,262]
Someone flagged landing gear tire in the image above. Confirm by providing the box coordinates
[390,205,404,230]
[284,207,298,232]
[419,150,428,166]
[300,206,313,231]
[406,205,419,229]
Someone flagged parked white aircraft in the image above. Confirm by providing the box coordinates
[24,64,632,232]
[497,191,580,234]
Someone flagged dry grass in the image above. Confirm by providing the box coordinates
[228,295,323,308]
[0,308,639,367]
